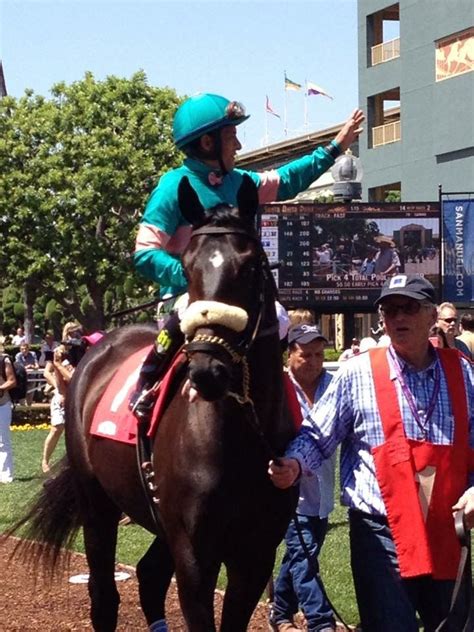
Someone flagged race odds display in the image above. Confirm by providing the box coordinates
[259,201,440,309]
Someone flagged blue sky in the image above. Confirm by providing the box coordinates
[1,0,361,151]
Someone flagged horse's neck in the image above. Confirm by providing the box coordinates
[248,337,290,450]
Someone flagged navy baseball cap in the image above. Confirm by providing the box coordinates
[288,324,328,345]
[374,274,436,306]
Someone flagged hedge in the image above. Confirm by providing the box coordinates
[12,405,50,427]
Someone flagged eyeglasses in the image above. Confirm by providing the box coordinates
[380,301,430,317]
[439,317,458,324]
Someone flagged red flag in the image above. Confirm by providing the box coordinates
[265,95,281,118]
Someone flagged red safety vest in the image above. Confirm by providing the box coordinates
[370,347,474,579]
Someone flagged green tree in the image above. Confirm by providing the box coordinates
[0,72,182,332]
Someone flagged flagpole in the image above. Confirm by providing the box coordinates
[284,71,288,137]
[304,79,308,132]
[264,99,269,145]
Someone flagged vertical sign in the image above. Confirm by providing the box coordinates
[442,198,474,304]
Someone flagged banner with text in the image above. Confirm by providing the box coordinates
[442,198,474,305]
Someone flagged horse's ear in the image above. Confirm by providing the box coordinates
[236,174,259,224]
[178,176,206,226]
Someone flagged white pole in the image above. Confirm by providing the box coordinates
[304,79,308,132]
[264,100,269,145]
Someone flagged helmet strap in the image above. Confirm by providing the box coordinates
[210,129,228,176]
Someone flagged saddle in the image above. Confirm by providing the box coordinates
[90,346,188,445]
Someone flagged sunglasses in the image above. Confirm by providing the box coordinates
[439,317,458,324]
[380,301,429,317]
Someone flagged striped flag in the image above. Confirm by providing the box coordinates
[265,95,281,118]
[284,73,302,91]
[306,80,333,100]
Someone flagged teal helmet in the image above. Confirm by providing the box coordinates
[173,93,249,149]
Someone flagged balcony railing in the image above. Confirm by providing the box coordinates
[372,120,401,147]
[371,37,400,66]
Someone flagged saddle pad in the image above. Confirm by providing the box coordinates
[90,346,186,445]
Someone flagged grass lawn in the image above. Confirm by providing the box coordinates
[2,428,360,625]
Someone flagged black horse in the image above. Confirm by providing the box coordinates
[12,175,296,631]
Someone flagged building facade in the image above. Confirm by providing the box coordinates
[358,0,473,201]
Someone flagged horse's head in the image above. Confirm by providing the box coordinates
[178,175,276,402]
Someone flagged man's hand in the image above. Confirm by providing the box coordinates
[268,458,301,489]
[452,487,474,529]
[334,109,365,152]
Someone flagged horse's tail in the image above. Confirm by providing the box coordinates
[7,457,83,575]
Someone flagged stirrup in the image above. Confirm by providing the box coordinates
[129,388,156,421]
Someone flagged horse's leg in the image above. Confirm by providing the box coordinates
[220,548,276,632]
[82,479,122,632]
[172,538,221,632]
[136,536,175,626]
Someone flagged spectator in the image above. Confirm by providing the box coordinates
[429,325,449,349]
[437,302,472,361]
[41,330,76,474]
[41,329,105,473]
[61,321,85,368]
[11,327,26,346]
[15,343,38,370]
[269,324,337,632]
[15,343,39,406]
[288,309,316,327]
[41,345,71,473]
[269,274,474,631]
[38,331,59,368]
[457,312,474,358]
[0,345,17,483]
[338,338,360,362]
[373,236,400,276]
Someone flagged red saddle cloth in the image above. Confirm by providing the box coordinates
[90,346,187,445]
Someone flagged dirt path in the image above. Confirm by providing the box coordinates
[0,537,271,631]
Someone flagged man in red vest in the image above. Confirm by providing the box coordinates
[269,274,474,631]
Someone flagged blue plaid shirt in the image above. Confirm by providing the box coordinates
[285,346,474,516]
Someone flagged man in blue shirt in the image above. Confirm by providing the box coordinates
[269,324,336,632]
[269,274,474,631]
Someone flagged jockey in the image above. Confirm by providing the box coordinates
[131,92,364,421]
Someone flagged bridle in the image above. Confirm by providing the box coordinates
[182,224,278,404]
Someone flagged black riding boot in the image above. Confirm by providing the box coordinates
[130,312,184,422]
